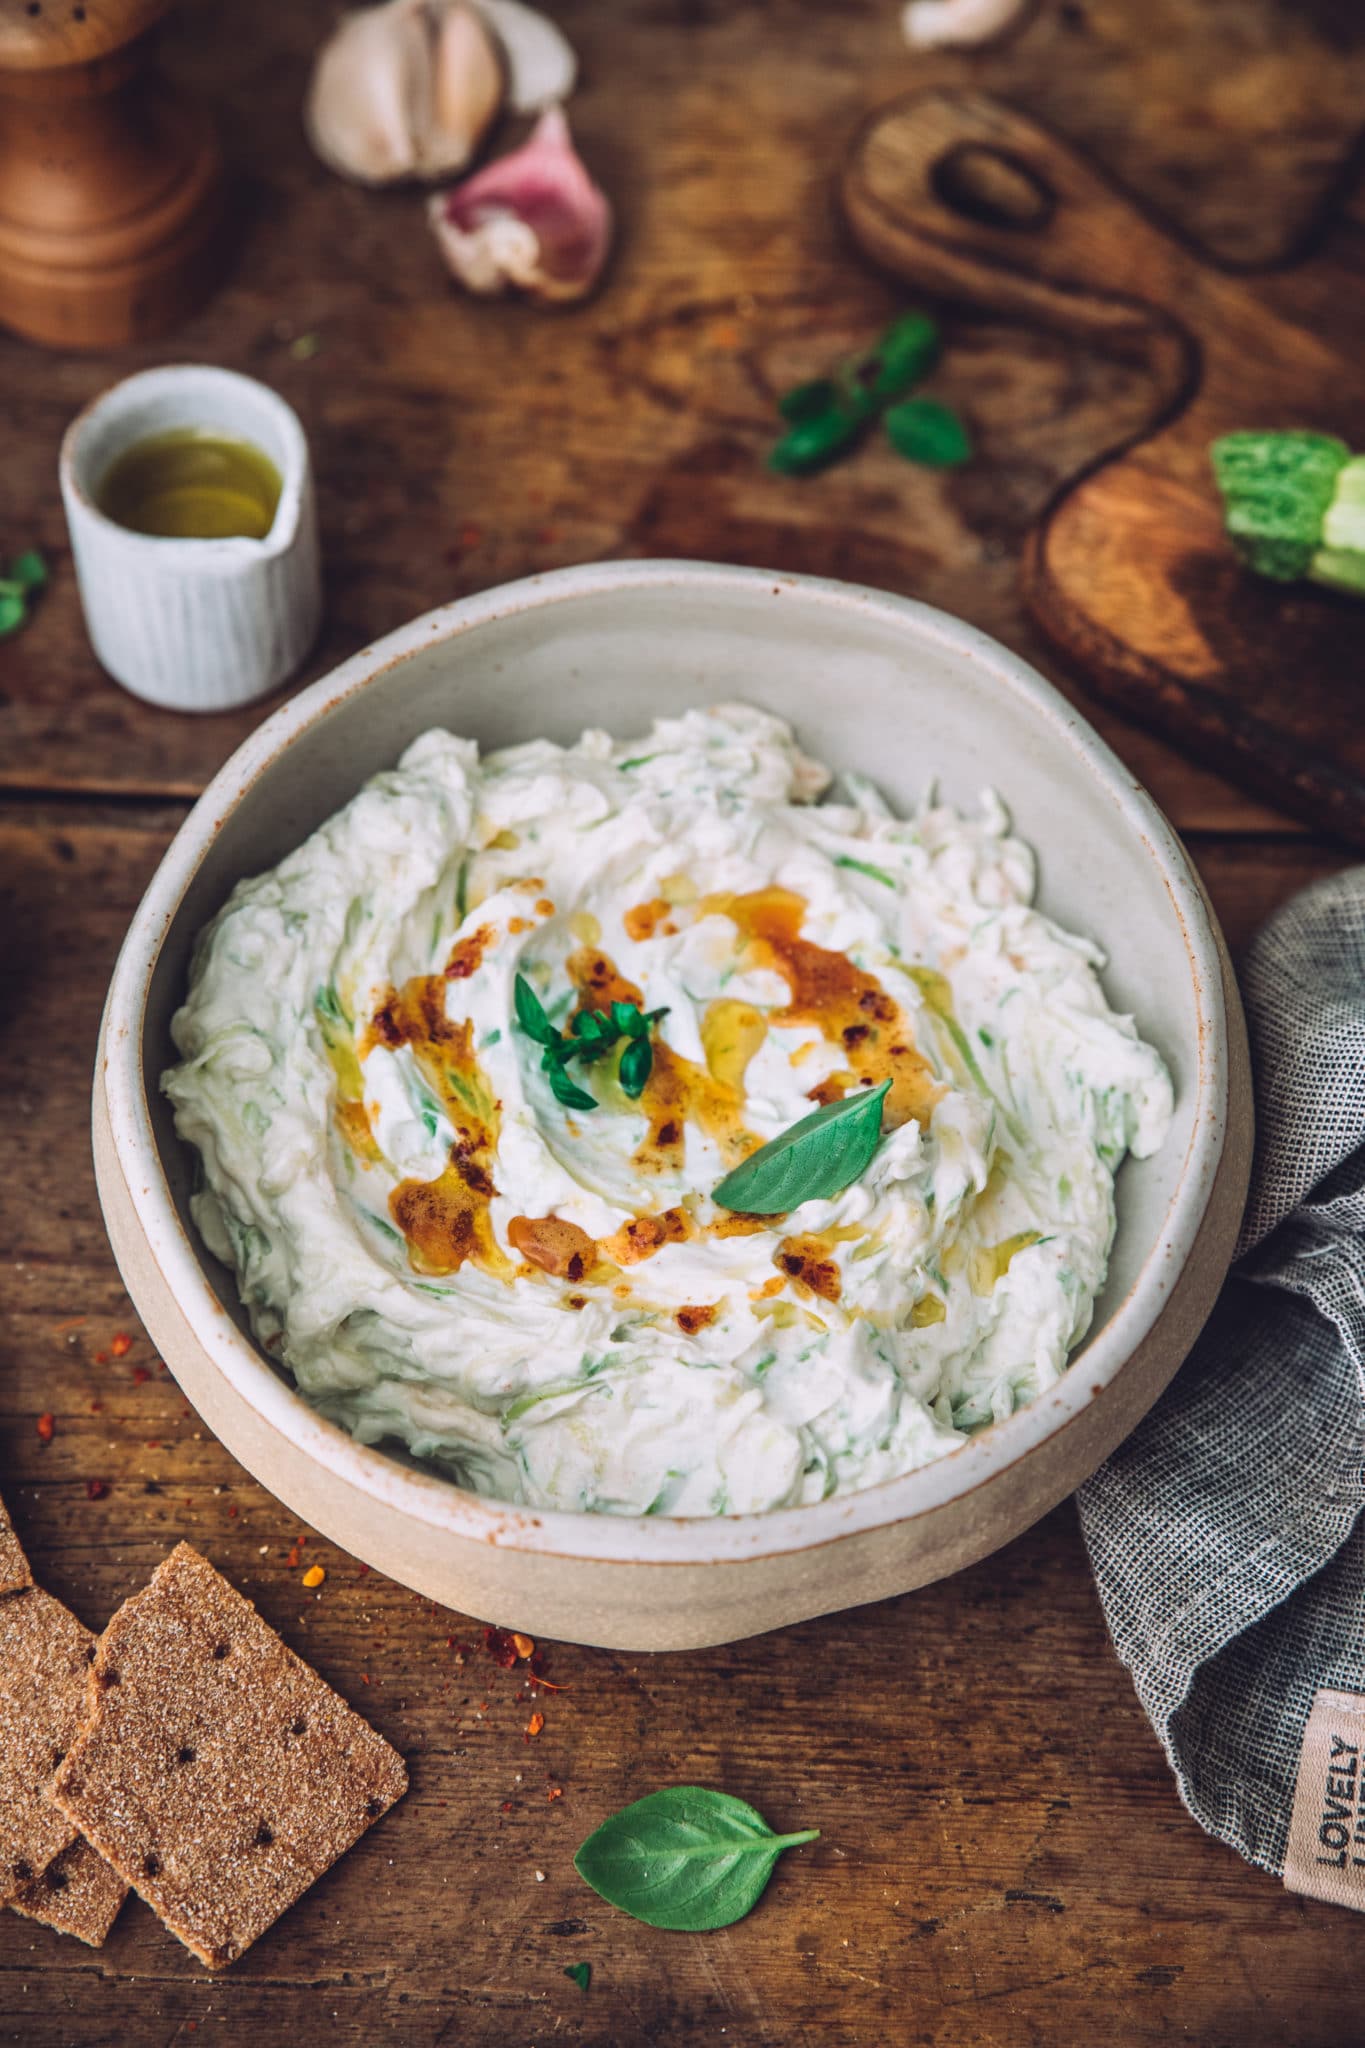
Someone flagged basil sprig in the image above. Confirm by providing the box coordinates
[712,1077,891,1214]
[514,973,667,1111]
[573,1787,819,1932]
[769,312,940,476]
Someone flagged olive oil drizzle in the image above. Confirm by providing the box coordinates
[700,887,941,1129]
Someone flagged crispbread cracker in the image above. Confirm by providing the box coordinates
[11,1837,128,1947]
[0,1588,90,1904]
[0,1493,33,1599]
[51,1543,407,1969]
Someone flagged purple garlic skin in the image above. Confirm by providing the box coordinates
[427,105,612,304]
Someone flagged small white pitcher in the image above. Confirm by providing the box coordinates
[60,364,323,714]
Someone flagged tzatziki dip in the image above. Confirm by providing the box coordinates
[164,704,1173,1518]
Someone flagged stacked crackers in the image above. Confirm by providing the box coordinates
[0,1496,405,1965]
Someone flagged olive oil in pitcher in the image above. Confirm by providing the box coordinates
[98,427,282,540]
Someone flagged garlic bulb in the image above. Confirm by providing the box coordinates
[305,0,505,187]
[427,105,612,304]
[470,0,576,114]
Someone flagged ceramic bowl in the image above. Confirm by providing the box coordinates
[94,561,1251,1650]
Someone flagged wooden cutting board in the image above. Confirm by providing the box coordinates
[842,89,1365,847]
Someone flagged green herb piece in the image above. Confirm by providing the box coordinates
[618,1034,653,1098]
[1211,430,1350,582]
[712,1078,891,1215]
[778,377,838,423]
[514,973,558,1048]
[769,398,873,477]
[769,312,941,478]
[517,979,668,1113]
[289,332,321,361]
[547,1061,598,1113]
[617,754,657,771]
[885,397,972,468]
[859,310,940,405]
[8,550,46,592]
[573,1788,819,1932]
[834,853,899,889]
[563,1962,592,1992]
[0,547,47,639]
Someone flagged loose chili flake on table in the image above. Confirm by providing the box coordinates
[110,1332,133,1358]
[86,1479,108,1500]
[36,1414,54,1443]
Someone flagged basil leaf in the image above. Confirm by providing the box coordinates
[514,973,558,1047]
[563,1962,592,1991]
[865,310,940,404]
[0,591,26,639]
[573,1787,819,1931]
[547,1062,598,1113]
[712,1078,891,1214]
[8,549,47,592]
[618,1034,652,1098]
[611,1000,642,1037]
[769,398,872,477]
[885,396,972,468]
[777,376,838,423]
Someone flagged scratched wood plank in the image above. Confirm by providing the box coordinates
[0,805,1354,2046]
[5,0,1365,835]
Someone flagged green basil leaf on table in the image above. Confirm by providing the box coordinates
[862,310,940,405]
[769,393,874,476]
[777,377,838,423]
[712,1078,891,1214]
[9,549,47,592]
[885,396,972,468]
[573,1787,819,1931]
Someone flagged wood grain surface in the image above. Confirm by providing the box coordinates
[1,1,1361,2041]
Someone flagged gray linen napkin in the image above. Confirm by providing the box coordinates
[1077,867,1365,1887]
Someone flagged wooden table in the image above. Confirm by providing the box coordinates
[1,2,1358,2040]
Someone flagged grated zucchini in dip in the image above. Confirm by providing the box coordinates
[163,705,1172,1517]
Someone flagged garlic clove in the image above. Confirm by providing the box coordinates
[900,0,1027,50]
[469,0,577,114]
[428,105,612,303]
[305,0,505,188]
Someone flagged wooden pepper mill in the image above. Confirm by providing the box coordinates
[0,0,225,349]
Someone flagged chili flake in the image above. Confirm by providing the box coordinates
[483,1626,520,1670]
[511,1632,535,1660]
[36,1414,54,1443]
[86,1479,108,1500]
[526,1711,545,1737]
[302,1564,325,1588]
[110,1332,133,1358]
[131,1365,151,1385]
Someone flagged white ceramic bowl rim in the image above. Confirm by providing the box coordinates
[60,363,310,562]
[102,560,1225,1568]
